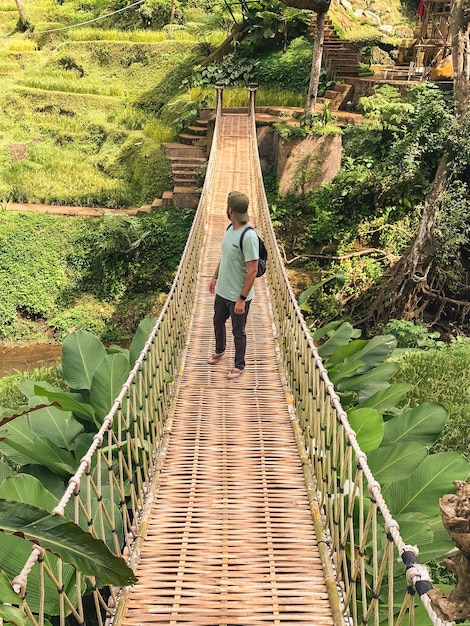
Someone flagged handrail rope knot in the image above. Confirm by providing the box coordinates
[12,545,45,595]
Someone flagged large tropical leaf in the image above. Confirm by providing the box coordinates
[367,442,428,486]
[0,569,22,606]
[347,407,383,451]
[0,475,58,511]
[62,331,107,391]
[311,320,343,342]
[381,402,448,446]
[0,500,136,586]
[90,353,131,420]
[130,317,157,366]
[32,385,96,423]
[0,460,13,485]
[382,452,470,517]
[336,362,399,392]
[349,334,397,373]
[0,601,26,626]
[318,322,358,359]
[328,358,365,384]
[323,339,368,367]
[358,383,412,413]
[28,406,83,450]
[0,416,76,476]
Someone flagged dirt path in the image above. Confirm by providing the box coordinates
[7,202,138,217]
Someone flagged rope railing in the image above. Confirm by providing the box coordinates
[6,85,224,626]
[247,86,452,626]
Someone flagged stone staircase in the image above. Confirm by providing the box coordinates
[319,17,362,78]
[136,112,211,213]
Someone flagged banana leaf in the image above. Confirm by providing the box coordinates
[0,499,136,586]
[90,353,131,420]
[382,402,448,446]
[62,331,107,391]
[347,407,383,451]
[130,317,157,366]
[0,415,76,476]
[358,383,412,412]
[367,442,427,485]
[382,452,470,517]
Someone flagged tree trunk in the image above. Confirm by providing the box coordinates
[280,0,332,115]
[367,157,447,324]
[305,10,326,115]
[450,0,470,119]
[169,0,176,25]
[428,481,470,623]
[14,0,27,27]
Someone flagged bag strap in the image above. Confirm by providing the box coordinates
[239,225,254,254]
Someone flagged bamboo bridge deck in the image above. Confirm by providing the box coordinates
[116,114,336,625]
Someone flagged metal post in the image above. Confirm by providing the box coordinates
[248,83,258,116]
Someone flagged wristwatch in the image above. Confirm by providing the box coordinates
[239,294,247,301]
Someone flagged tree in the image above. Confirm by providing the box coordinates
[280,0,332,114]
[13,0,27,28]
[367,0,470,330]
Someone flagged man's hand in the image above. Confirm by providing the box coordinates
[234,298,246,314]
[209,278,217,295]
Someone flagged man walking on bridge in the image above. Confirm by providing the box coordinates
[208,191,259,380]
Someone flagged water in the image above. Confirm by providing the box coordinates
[0,344,62,378]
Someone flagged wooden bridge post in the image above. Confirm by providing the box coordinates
[249,82,258,114]
[215,81,224,112]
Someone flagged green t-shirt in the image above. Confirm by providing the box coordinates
[217,224,259,302]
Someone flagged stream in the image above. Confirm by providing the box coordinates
[0,344,62,379]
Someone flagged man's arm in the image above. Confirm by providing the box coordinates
[209,261,220,294]
[234,259,258,314]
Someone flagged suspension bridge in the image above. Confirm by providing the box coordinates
[6,86,453,626]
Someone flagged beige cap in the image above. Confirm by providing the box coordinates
[228,191,249,220]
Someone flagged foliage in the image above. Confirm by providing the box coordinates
[384,319,445,349]
[392,337,470,458]
[186,53,259,87]
[0,210,192,343]
[253,36,312,92]
[0,38,201,207]
[237,0,310,53]
[160,89,213,133]
[311,319,470,618]
[0,322,157,621]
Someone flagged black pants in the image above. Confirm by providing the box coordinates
[213,294,251,371]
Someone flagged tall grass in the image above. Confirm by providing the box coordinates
[393,337,470,457]
[67,27,198,43]
[210,86,306,108]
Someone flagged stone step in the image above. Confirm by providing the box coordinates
[136,206,152,216]
[195,118,210,128]
[151,198,163,210]
[186,125,207,136]
[172,186,200,209]
[162,143,206,158]
[173,177,197,187]
[172,169,198,179]
[178,133,207,147]
[170,164,203,174]
[168,155,207,165]
[162,190,174,207]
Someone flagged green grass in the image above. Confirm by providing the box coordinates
[393,338,470,457]
[0,35,200,206]
[0,366,66,409]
